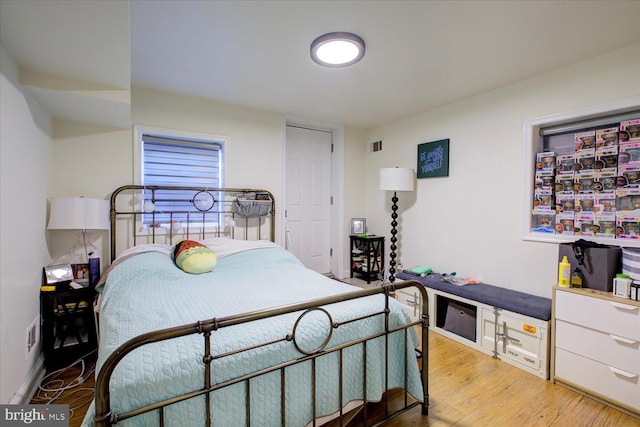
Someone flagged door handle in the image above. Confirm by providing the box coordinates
[496,321,520,354]
[403,293,421,317]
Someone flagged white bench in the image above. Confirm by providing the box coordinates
[396,272,552,379]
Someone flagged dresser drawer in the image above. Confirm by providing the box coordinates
[556,320,640,375]
[555,290,640,340]
[555,348,640,411]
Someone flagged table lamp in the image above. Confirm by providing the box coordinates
[47,197,109,285]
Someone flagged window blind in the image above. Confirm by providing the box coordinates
[539,110,640,136]
[142,133,224,224]
[143,135,222,187]
[542,110,640,155]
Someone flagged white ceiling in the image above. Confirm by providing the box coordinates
[1,1,639,130]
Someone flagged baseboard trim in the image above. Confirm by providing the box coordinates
[8,354,45,404]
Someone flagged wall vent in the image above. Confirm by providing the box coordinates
[25,316,39,359]
[371,140,382,152]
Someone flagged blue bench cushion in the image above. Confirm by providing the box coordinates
[396,272,552,321]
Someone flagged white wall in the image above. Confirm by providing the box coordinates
[0,47,52,403]
[132,87,288,245]
[49,120,132,264]
[365,43,640,298]
[342,126,368,276]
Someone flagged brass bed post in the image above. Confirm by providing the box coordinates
[245,380,251,427]
[383,286,391,420]
[362,340,367,422]
[109,191,117,263]
[338,348,344,425]
[201,321,213,427]
[419,283,430,415]
[280,368,286,427]
[267,190,275,242]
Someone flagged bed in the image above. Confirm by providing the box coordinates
[83,185,429,426]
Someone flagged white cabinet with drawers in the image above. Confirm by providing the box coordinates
[553,286,640,417]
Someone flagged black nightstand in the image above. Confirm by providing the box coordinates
[349,235,385,284]
[40,282,97,371]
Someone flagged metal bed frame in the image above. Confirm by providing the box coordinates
[93,185,429,426]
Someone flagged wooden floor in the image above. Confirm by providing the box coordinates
[32,331,639,427]
[386,332,639,426]
[30,354,96,427]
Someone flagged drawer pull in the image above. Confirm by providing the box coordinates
[608,301,640,312]
[608,366,638,379]
[609,333,638,345]
[403,293,421,318]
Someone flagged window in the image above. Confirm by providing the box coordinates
[142,134,224,188]
[135,126,227,225]
[523,99,640,246]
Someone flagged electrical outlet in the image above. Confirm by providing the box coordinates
[25,316,39,360]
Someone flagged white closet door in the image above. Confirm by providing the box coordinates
[286,126,332,274]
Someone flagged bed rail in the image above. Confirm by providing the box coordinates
[94,281,429,426]
[109,185,276,262]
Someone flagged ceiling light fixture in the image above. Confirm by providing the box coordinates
[310,32,365,67]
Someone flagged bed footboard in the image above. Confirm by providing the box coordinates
[94,281,429,426]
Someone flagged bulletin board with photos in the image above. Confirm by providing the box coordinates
[532,116,640,240]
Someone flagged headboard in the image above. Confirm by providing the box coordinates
[109,185,275,262]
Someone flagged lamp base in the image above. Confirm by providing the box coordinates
[389,191,399,284]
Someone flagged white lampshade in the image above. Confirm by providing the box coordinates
[47,197,110,230]
[379,168,415,192]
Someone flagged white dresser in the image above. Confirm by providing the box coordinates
[552,286,640,417]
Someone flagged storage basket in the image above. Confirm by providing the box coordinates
[622,247,640,280]
[444,301,476,342]
[235,195,271,218]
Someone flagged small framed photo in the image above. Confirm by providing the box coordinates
[71,263,89,285]
[351,218,366,235]
[43,264,73,285]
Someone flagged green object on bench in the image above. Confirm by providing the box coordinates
[411,265,433,276]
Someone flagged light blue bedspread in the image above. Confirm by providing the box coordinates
[82,244,422,426]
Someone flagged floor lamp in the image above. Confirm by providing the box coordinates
[379,167,415,284]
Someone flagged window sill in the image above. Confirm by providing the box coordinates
[523,232,640,248]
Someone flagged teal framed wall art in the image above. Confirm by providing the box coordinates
[417,139,449,178]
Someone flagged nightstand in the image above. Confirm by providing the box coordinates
[40,282,98,370]
[349,235,385,284]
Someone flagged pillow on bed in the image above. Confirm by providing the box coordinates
[173,240,217,274]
